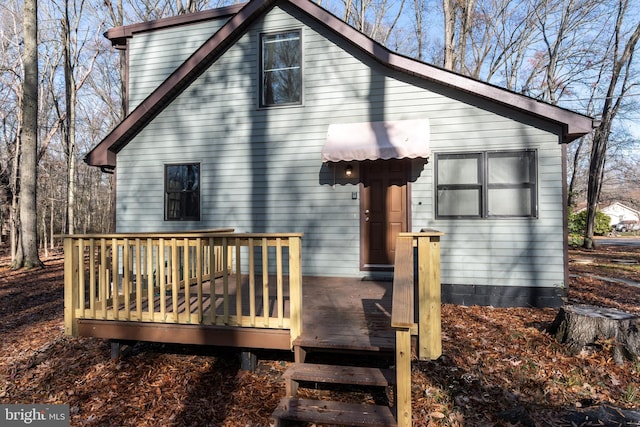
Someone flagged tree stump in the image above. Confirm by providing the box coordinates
[548,305,640,364]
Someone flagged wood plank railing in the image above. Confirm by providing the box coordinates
[63,230,303,347]
[391,230,443,427]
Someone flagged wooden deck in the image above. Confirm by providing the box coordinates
[76,275,394,353]
[299,276,394,353]
[64,231,443,427]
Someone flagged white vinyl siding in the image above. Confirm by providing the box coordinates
[116,4,567,288]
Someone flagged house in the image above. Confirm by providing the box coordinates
[600,202,640,227]
[85,0,595,308]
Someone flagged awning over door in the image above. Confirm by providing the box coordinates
[322,119,430,162]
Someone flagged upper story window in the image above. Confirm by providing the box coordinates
[165,163,200,221]
[436,150,537,219]
[260,30,302,107]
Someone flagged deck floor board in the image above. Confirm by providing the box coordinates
[80,276,395,351]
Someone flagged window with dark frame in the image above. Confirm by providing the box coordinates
[165,163,200,221]
[260,30,302,107]
[436,150,537,219]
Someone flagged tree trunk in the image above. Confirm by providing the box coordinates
[63,0,77,235]
[583,1,640,247]
[548,305,640,364]
[443,0,456,70]
[10,130,20,263]
[13,0,42,269]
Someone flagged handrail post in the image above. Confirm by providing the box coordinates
[417,234,442,360]
[288,235,303,348]
[64,237,79,336]
[391,235,415,427]
[396,328,412,427]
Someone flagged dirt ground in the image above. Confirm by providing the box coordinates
[1,241,639,426]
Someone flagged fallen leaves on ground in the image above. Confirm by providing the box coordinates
[1,243,639,426]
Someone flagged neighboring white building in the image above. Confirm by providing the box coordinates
[601,202,640,226]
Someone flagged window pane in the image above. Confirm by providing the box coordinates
[261,31,301,106]
[438,157,479,185]
[263,33,301,70]
[437,188,481,217]
[488,188,531,216]
[184,192,200,219]
[166,193,181,219]
[488,152,532,184]
[263,68,302,105]
[165,164,200,221]
[166,164,199,191]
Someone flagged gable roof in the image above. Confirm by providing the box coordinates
[601,202,640,216]
[86,0,596,169]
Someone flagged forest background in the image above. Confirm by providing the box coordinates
[1,0,639,259]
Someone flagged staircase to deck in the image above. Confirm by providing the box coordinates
[271,232,444,426]
[271,337,398,427]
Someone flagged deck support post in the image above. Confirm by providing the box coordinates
[293,345,307,364]
[287,345,307,397]
[240,350,257,371]
[110,340,122,360]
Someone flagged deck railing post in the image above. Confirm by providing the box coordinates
[64,237,79,336]
[395,328,412,427]
[417,234,442,361]
[288,235,303,348]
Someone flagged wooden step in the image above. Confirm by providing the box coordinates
[271,397,397,427]
[283,363,395,387]
[293,335,395,353]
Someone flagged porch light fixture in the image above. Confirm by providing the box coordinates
[345,164,353,177]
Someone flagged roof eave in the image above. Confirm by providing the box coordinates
[103,3,246,49]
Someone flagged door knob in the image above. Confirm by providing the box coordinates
[365,209,370,214]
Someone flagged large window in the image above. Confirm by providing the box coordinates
[165,163,200,221]
[260,30,302,107]
[436,150,537,218]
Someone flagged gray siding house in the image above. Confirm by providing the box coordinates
[86,0,595,307]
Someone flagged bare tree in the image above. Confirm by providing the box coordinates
[58,0,99,234]
[104,0,126,118]
[466,0,539,86]
[13,0,42,268]
[584,0,640,247]
[338,0,406,45]
[443,0,475,71]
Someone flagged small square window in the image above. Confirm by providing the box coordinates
[165,164,200,221]
[260,30,302,107]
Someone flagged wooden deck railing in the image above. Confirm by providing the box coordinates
[63,230,303,347]
[391,230,443,427]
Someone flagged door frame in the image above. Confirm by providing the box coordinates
[359,160,412,271]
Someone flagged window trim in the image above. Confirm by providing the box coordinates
[259,29,303,108]
[164,163,201,221]
[435,150,537,219]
